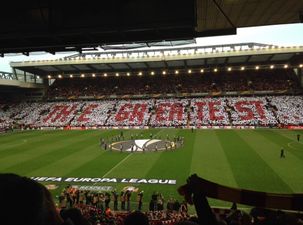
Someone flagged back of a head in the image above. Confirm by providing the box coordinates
[0,173,62,225]
[174,221,199,225]
[124,211,149,225]
[60,208,91,225]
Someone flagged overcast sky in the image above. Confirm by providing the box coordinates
[1,23,303,73]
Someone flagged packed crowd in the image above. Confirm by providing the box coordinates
[268,96,303,125]
[2,173,303,225]
[106,100,153,127]
[46,70,300,99]
[149,99,189,127]
[1,95,303,129]
[70,101,115,127]
[226,97,278,126]
[189,98,230,126]
[57,185,190,225]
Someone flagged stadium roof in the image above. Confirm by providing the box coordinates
[0,0,303,55]
[10,43,303,77]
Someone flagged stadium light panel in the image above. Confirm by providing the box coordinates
[58,74,62,78]
[70,74,73,78]
[81,74,85,77]
[104,73,108,77]
[227,67,232,71]
[127,72,130,76]
[151,71,155,76]
[37,76,40,79]
[255,66,259,70]
[115,73,119,77]
[299,64,303,68]
[200,69,204,73]
[188,69,192,74]
[47,75,51,79]
[162,71,166,75]
[241,66,245,71]
[138,72,142,76]
[92,73,96,77]
[270,65,275,69]
[175,70,179,74]
[284,64,288,68]
[214,68,218,72]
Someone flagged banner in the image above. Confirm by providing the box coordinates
[31,176,176,185]
[71,185,114,191]
[181,174,303,211]
[288,126,303,130]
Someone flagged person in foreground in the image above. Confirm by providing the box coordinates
[178,174,218,225]
[0,173,93,225]
[124,211,149,225]
[0,173,63,225]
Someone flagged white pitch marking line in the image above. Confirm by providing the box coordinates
[102,153,133,178]
[287,141,302,150]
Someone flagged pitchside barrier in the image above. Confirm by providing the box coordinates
[44,126,257,130]
[288,126,303,130]
[22,125,303,130]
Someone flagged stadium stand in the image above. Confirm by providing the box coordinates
[45,70,299,99]
[1,1,303,223]
[1,63,303,225]
[106,99,153,127]
[1,95,303,129]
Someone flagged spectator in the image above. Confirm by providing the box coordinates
[124,211,149,225]
[60,208,91,225]
[0,173,63,225]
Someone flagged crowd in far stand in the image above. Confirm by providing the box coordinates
[46,69,300,98]
[1,95,303,129]
[0,69,302,129]
[106,99,154,127]
[149,99,188,127]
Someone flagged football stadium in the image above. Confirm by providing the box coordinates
[1,1,303,225]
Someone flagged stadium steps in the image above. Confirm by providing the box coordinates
[68,103,86,125]
[224,99,233,125]
[146,101,156,126]
[186,99,191,127]
[104,101,118,125]
[265,97,280,124]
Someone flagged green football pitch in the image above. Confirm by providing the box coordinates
[1,129,303,209]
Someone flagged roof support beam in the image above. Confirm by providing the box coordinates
[245,55,252,63]
[211,0,236,28]
[106,64,114,71]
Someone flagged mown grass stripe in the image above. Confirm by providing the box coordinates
[138,129,195,202]
[0,130,90,156]
[216,130,292,193]
[63,129,151,178]
[238,130,303,193]
[23,130,107,176]
[0,130,105,172]
[258,129,303,161]
[0,130,59,144]
[191,130,238,188]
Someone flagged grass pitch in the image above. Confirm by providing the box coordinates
[0,128,303,209]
